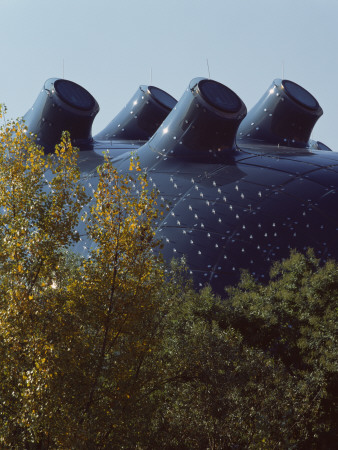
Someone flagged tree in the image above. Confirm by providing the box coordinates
[1,107,337,448]
[0,106,88,446]
[62,154,164,446]
[136,261,328,449]
[0,108,164,448]
[223,250,338,448]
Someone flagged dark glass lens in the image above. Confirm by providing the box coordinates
[283,80,319,111]
[149,86,177,110]
[198,80,242,113]
[54,79,95,111]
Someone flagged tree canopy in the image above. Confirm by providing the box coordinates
[0,107,164,447]
[0,107,337,449]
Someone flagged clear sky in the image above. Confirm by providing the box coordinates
[1,0,337,149]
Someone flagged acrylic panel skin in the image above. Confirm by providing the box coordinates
[22,77,338,295]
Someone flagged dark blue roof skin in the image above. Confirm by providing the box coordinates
[107,146,338,294]
[22,77,338,295]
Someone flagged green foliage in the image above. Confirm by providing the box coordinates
[0,110,163,448]
[0,109,89,446]
[222,250,338,448]
[225,250,337,370]
[0,109,337,449]
[136,260,334,449]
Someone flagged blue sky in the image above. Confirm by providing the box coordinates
[1,0,337,149]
